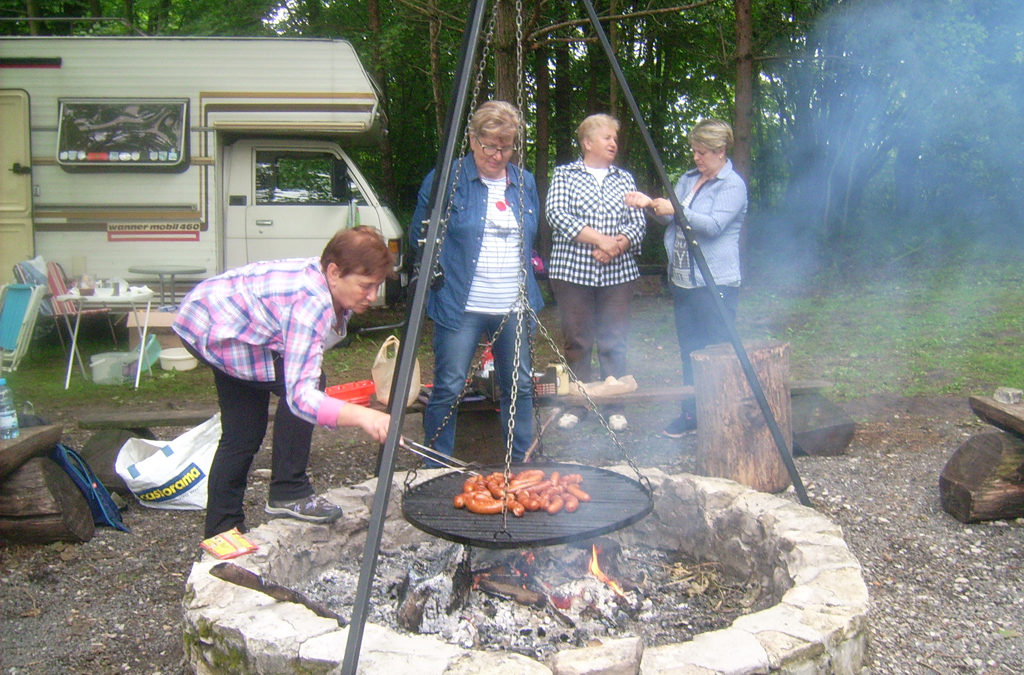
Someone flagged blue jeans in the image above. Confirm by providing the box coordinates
[425,311,534,463]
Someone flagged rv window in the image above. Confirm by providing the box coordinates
[255,151,368,206]
[56,98,189,172]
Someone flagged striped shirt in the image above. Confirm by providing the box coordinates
[172,258,348,427]
[465,176,523,313]
[545,159,646,287]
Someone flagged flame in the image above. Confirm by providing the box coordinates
[589,545,626,597]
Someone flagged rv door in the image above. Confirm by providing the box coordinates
[0,89,34,281]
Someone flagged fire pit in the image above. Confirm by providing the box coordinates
[183,468,869,673]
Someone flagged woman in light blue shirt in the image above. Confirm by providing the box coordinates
[626,119,747,437]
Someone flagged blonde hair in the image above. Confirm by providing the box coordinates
[689,119,733,153]
[576,113,619,147]
[469,101,522,141]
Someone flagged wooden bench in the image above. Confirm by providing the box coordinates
[77,408,221,436]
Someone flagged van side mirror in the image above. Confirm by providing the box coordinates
[331,158,351,202]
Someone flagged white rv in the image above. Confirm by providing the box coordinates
[0,36,405,304]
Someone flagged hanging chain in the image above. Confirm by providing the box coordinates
[424,7,499,451]
[502,0,529,480]
[528,305,653,493]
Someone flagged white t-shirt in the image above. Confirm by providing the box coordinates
[466,176,522,313]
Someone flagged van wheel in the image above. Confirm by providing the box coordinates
[384,277,405,306]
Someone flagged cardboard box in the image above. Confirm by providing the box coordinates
[127,310,183,350]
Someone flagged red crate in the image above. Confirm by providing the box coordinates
[325,379,376,405]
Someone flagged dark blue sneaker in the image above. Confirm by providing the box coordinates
[265,494,343,523]
[663,413,697,438]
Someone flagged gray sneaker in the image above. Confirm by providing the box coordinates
[265,494,343,523]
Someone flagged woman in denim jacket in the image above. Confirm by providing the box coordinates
[409,101,544,463]
[626,118,747,437]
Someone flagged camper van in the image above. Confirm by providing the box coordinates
[0,36,406,304]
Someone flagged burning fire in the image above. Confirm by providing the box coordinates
[589,545,627,597]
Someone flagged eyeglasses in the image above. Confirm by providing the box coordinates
[476,141,517,157]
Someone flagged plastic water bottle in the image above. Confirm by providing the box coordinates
[0,378,19,440]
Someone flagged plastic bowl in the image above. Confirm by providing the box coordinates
[159,347,198,371]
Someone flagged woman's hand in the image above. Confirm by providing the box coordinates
[336,404,392,443]
[624,191,652,209]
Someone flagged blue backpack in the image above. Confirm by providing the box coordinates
[50,444,130,533]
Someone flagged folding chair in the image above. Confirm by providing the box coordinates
[0,283,47,372]
[46,261,118,350]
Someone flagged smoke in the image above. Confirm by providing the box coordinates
[750,0,1024,278]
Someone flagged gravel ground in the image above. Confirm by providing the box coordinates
[2,392,1022,673]
[1,285,1023,673]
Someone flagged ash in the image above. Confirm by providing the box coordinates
[302,538,767,661]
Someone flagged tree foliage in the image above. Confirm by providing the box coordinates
[4,0,1021,272]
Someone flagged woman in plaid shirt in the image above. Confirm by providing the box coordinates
[546,113,646,432]
[174,226,395,538]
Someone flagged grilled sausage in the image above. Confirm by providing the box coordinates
[465,494,505,514]
[566,484,591,502]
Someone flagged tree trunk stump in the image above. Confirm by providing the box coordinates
[81,429,138,497]
[939,431,1024,523]
[0,425,63,482]
[692,340,792,493]
[0,457,95,544]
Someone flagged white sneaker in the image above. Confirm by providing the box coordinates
[557,413,580,429]
[608,414,628,431]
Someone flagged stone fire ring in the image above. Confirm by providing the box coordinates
[183,468,869,674]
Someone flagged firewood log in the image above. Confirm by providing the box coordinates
[0,457,94,544]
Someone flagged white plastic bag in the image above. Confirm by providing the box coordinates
[371,335,421,407]
[114,414,221,510]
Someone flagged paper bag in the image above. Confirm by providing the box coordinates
[371,335,421,407]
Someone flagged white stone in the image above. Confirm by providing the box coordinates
[444,650,554,674]
[551,635,644,675]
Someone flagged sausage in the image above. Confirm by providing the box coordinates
[512,469,545,483]
[546,496,564,514]
[465,494,505,514]
[508,476,543,492]
[563,494,579,513]
[454,493,467,508]
[566,484,591,502]
[549,471,561,488]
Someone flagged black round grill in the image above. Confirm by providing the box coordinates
[401,462,653,549]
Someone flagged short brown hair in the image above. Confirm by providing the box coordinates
[320,226,396,279]
[689,119,733,153]
[469,101,522,141]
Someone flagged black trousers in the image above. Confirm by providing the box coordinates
[672,284,739,416]
[191,348,325,538]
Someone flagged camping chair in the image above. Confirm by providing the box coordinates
[45,261,118,351]
[0,283,47,372]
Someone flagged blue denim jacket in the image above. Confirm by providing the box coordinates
[409,155,544,330]
[658,158,747,288]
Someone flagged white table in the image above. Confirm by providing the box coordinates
[128,265,206,305]
[58,289,154,389]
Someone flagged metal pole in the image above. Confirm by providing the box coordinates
[340,1,491,672]
[578,0,810,506]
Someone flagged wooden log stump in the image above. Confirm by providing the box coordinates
[81,429,137,497]
[0,457,95,544]
[692,340,792,493]
[0,425,63,482]
[939,431,1024,523]
[791,393,855,457]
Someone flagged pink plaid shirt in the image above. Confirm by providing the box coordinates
[172,258,348,427]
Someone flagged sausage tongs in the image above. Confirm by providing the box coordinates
[398,438,483,475]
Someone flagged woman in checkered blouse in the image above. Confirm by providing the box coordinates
[545,113,647,432]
